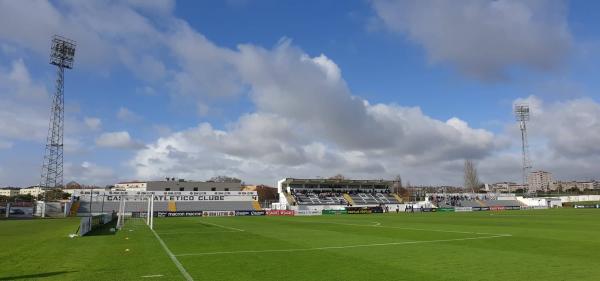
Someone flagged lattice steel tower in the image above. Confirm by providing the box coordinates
[514,104,532,194]
[40,36,76,189]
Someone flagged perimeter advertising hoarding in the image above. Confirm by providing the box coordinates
[157,211,203,217]
[454,207,473,212]
[155,211,236,217]
[266,210,295,216]
[574,205,600,209]
[296,210,322,216]
[437,208,455,212]
[322,209,347,215]
[235,210,266,216]
[345,206,384,214]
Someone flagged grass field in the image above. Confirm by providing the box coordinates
[1,209,600,280]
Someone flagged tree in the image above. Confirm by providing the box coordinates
[464,159,480,193]
[65,181,82,189]
[393,175,402,191]
[329,174,346,180]
[42,189,71,201]
[208,176,242,183]
[14,194,34,202]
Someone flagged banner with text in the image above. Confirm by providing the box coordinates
[235,210,266,216]
[266,210,295,216]
[74,190,258,202]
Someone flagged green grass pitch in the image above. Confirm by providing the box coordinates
[1,209,600,280]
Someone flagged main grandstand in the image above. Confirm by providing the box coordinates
[277,178,404,210]
[71,179,260,215]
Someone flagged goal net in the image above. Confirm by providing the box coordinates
[116,194,154,230]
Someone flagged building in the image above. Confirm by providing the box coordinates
[490,182,516,193]
[556,181,596,192]
[114,179,241,192]
[528,171,554,192]
[0,188,20,197]
[114,181,147,191]
[18,186,46,198]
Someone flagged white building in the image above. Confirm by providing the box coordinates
[114,179,241,192]
[557,181,596,192]
[114,181,147,191]
[528,171,554,192]
[490,182,516,193]
[0,188,20,197]
[19,186,46,198]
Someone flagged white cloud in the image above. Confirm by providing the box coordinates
[117,107,142,122]
[84,117,102,131]
[133,41,502,185]
[96,131,145,149]
[372,0,571,80]
[65,161,116,186]
[0,140,13,149]
[0,59,50,141]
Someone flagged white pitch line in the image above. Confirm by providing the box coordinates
[297,220,510,236]
[199,220,245,232]
[141,274,164,278]
[151,228,194,281]
[157,230,241,235]
[174,234,512,257]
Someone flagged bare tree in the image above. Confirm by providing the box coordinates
[464,159,480,193]
[208,176,242,183]
[392,174,402,194]
[329,174,346,180]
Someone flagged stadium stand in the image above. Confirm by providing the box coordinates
[428,193,523,208]
[77,201,256,214]
[73,190,259,215]
[279,178,402,207]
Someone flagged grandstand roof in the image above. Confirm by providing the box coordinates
[281,178,393,186]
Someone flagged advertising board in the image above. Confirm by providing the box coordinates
[266,210,295,216]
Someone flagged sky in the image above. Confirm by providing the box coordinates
[1,0,600,187]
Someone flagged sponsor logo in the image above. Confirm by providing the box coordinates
[296,210,322,216]
[235,210,266,216]
[322,209,347,215]
[202,211,235,217]
[157,211,204,217]
[266,210,295,216]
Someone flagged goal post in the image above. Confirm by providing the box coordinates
[116,196,126,230]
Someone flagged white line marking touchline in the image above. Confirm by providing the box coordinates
[174,234,512,257]
[151,228,194,281]
[294,220,510,236]
[156,230,240,235]
[141,274,164,278]
[199,220,245,232]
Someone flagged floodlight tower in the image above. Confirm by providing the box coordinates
[40,36,76,191]
[514,104,532,194]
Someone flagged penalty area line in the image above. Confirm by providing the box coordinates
[151,228,194,281]
[199,220,245,232]
[174,234,512,257]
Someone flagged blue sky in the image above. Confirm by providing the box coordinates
[1,0,599,187]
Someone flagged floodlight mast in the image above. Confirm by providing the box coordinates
[514,104,531,195]
[40,36,76,201]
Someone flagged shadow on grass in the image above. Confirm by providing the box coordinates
[0,271,77,280]
[84,219,118,236]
